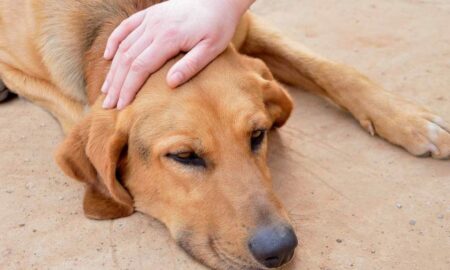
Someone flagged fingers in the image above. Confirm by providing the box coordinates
[103,37,224,109]
[100,0,234,110]
[102,27,149,108]
[167,41,220,88]
[102,24,145,90]
[104,10,146,59]
[116,42,180,109]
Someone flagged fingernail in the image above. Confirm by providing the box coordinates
[169,72,184,87]
[104,48,110,59]
[103,95,111,108]
[101,80,109,93]
[117,98,125,110]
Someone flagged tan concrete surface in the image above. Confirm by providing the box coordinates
[1,0,449,269]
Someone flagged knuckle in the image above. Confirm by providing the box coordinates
[209,45,223,56]
[118,42,131,54]
[120,19,133,31]
[122,52,134,65]
[160,28,179,41]
[182,58,199,74]
[131,58,148,73]
[202,43,221,58]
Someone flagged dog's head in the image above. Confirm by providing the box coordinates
[56,47,296,270]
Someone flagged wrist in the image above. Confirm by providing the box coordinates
[225,0,255,17]
[169,0,254,24]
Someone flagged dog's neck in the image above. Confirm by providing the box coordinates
[84,30,114,105]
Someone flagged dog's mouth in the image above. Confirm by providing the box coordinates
[210,237,267,270]
[177,233,266,270]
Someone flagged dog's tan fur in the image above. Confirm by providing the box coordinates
[1,0,449,269]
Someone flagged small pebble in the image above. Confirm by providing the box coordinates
[396,203,402,209]
[336,239,343,243]
[371,250,376,254]
[437,214,444,219]
[409,220,416,226]
[59,196,64,201]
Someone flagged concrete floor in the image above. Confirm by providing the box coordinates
[1,0,449,269]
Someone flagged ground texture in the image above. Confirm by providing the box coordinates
[1,0,449,269]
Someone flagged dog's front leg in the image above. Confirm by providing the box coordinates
[237,13,450,159]
[0,63,85,134]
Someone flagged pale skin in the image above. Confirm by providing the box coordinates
[102,0,256,110]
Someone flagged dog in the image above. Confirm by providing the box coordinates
[1,0,449,269]
[0,81,8,101]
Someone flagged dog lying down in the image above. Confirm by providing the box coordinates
[0,1,449,269]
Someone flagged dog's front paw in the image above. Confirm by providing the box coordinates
[366,100,450,159]
[399,114,450,159]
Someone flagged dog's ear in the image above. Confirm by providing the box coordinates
[263,80,293,128]
[246,56,293,128]
[55,111,134,220]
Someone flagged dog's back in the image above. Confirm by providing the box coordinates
[0,0,160,103]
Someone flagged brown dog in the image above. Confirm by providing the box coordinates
[0,1,449,269]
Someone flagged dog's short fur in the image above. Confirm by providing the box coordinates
[1,0,449,269]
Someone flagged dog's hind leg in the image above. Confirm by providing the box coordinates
[0,63,85,134]
[0,79,10,102]
[237,13,450,159]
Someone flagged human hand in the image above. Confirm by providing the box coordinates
[102,0,255,109]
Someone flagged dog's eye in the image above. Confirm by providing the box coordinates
[251,129,266,152]
[167,152,206,167]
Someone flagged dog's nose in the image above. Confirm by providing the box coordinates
[248,224,298,268]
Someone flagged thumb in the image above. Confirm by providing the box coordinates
[167,41,221,88]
